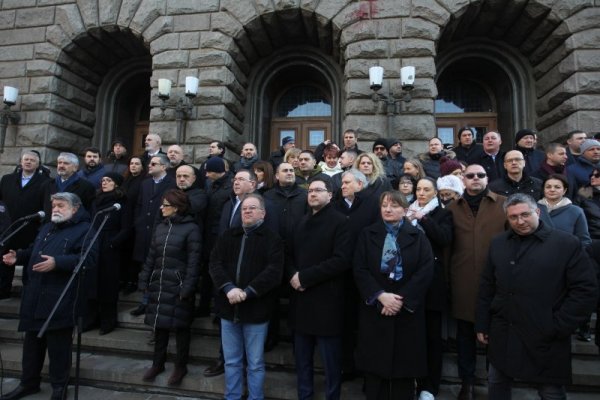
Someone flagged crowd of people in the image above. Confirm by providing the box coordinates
[0,127,598,400]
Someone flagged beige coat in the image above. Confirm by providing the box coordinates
[448,191,506,322]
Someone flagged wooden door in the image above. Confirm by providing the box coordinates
[270,118,331,151]
[435,113,498,146]
[133,121,149,155]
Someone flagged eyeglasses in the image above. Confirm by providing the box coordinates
[505,158,524,163]
[464,172,487,179]
[307,188,329,193]
[507,211,534,222]
[160,203,173,208]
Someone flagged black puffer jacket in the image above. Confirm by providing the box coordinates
[139,214,201,330]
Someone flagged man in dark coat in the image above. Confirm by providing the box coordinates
[42,152,96,215]
[0,151,50,298]
[139,133,166,170]
[418,137,457,179]
[77,147,106,189]
[514,128,545,176]
[175,165,207,226]
[268,135,295,170]
[488,150,543,200]
[210,194,284,400]
[471,131,506,182]
[565,129,587,166]
[288,177,350,400]
[476,193,597,399]
[294,150,330,189]
[198,141,228,190]
[454,126,484,164]
[373,139,403,188]
[103,138,128,175]
[232,142,259,173]
[1,192,98,400]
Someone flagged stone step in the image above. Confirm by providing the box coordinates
[0,342,363,400]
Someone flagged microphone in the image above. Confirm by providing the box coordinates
[17,211,45,222]
[96,204,121,214]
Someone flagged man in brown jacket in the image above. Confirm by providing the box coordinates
[448,164,506,399]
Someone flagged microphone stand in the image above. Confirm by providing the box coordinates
[0,219,35,247]
[38,214,109,400]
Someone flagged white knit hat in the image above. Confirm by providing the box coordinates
[437,175,464,196]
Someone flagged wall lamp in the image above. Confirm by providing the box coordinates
[0,86,20,153]
[369,65,415,110]
[157,77,199,144]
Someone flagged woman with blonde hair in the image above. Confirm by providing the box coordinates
[284,148,302,169]
[354,152,392,198]
[403,158,426,180]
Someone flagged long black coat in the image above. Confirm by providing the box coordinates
[90,190,127,302]
[132,174,176,263]
[418,206,453,311]
[289,203,350,336]
[353,219,434,378]
[0,171,50,249]
[17,208,98,332]
[475,222,598,384]
[210,223,284,323]
[139,214,201,330]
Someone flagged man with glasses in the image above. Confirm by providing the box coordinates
[447,164,506,400]
[130,154,176,316]
[489,150,543,199]
[476,193,597,400]
[289,178,350,400]
[210,194,283,400]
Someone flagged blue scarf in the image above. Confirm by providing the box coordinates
[381,221,403,281]
[55,174,80,192]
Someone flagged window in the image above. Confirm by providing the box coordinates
[276,86,331,117]
[435,80,493,113]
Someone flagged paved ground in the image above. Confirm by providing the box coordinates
[1,378,599,400]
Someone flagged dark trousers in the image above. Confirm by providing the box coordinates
[21,328,73,391]
[456,319,477,383]
[364,373,414,400]
[294,332,342,400]
[0,262,14,294]
[417,310,443,395]
[153,328,191,367]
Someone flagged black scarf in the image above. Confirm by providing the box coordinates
[462,189,488,216]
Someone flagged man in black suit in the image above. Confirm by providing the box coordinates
[0,151,50,298]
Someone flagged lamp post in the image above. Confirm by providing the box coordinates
[157,77,199,144]
[369,66,415,136]
[0,86,19,154]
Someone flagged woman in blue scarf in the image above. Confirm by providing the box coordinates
[353,191,434,399]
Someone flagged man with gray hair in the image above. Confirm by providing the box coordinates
[476,193,597,400]
[41,152,95,216]
[1,192,98,400]
[0,150,51,299]
[141,133,166,169]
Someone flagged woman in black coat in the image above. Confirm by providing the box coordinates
[354,191,434,399]
[138,189,201,385]
[119,156,147,293]
[406,178,453,399]
[90,172,127,335]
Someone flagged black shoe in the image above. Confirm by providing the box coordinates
[0,384,40,400]
[50,388,67,400]
[203,359,225,377]
[130,304,146,316]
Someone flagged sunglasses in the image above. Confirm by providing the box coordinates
[464,172,487,179]
[592,173,600,179]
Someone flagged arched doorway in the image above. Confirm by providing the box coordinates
[435,40,535,148]
[270,84,332,151]
[247,47,342,157]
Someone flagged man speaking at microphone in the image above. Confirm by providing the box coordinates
[1,192,98,400]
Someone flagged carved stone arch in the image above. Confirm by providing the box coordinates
[436,38,536,135]
[246,46,344,155]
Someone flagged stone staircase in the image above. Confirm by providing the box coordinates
[0,268,599,399]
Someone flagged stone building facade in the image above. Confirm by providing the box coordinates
[0,0,599,171]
